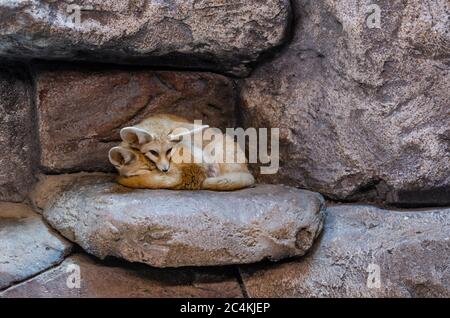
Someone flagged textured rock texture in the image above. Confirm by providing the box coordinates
[0,254,243,298]
[0,0,291,76]
[36,66,237,172]
[240,205,450,297]
[0,63,36,202]
[0,203,72,291]
[40,176,325,267]
[240,0,450,204]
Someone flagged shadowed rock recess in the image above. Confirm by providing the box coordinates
[35,65,237,172]
[33,174,325,268]
[0,0,291,76]
[240,205,450,297]
[0,254,243,298]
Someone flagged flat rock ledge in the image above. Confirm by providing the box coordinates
[39,176,325,267]
[0,203,72,290]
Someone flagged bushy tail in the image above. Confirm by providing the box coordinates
[175,163,207,190]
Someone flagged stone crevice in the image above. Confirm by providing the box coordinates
[244,0,297,78]
[0,250,71,294]
[235,267,250,298]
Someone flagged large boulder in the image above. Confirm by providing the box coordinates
[0,0,291,76]
[240,205,450,298]
[37,175,325,267]
[35,65,237,173]
[0,254,243,298]
[240,0,450,204]
[0,203,72,290]
[0,63,37,202]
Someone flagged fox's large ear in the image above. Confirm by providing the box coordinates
[109,147,136,167]
[168,125,209,142]
[120,127,155,148]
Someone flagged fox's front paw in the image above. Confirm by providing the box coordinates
[217,178,230,185]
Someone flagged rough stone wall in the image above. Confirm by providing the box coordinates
[240,0,450,205]
[0,0,448,206]
[0,63,37,202]
[240,205,450,297]
[0,0,449,298]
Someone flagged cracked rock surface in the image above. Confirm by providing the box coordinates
[240,0,450,203]
[0,0,291,76]
[37,175,325,267]
[0,203,72,290]
[240,205,450,297]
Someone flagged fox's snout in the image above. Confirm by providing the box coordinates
[156,161,170,173]
[161,166,169,173]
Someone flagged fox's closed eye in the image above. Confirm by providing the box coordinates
[149,150,159,157]
[166,148,173,155]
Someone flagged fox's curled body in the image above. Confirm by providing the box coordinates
[117,163,208,190]
[109,114,255,191]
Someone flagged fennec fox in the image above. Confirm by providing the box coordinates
[120,114,255,191]
[109,144,207,190]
